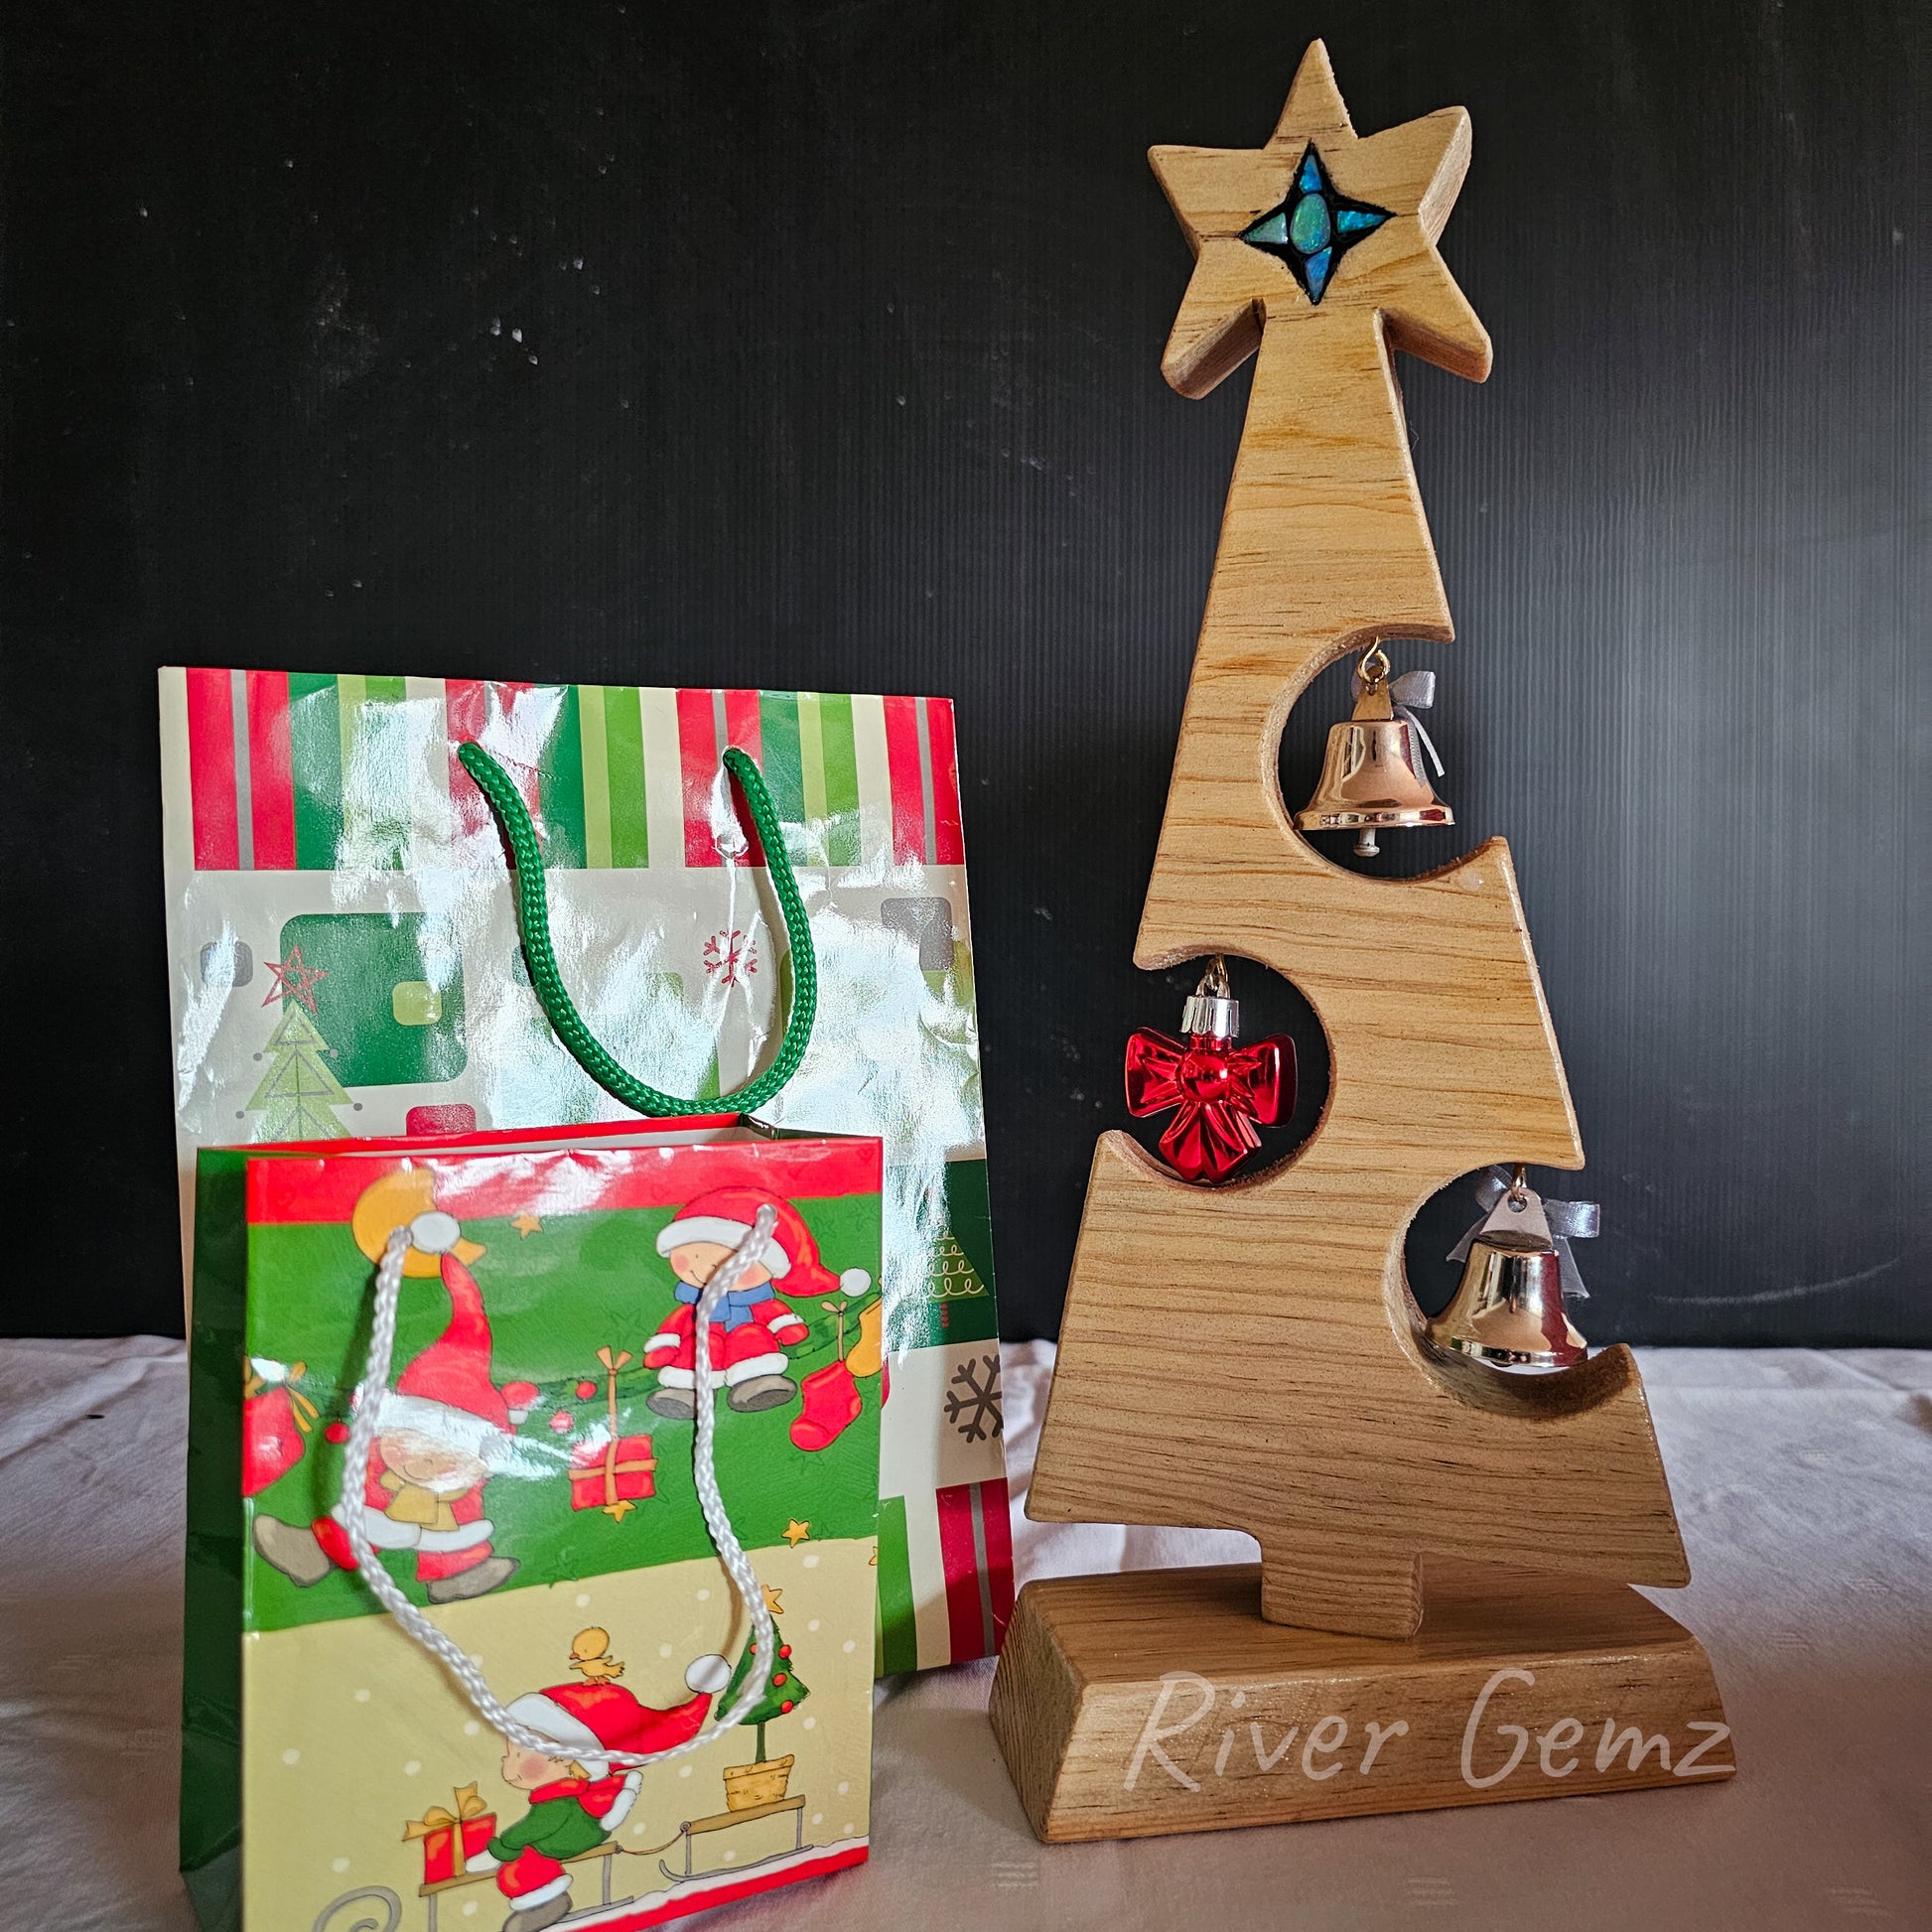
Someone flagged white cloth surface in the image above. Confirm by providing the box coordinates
[1,1336,1927,1930]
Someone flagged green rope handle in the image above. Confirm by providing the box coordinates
[456,740,816,1117]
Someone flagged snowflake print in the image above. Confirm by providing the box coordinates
[943,1351,1003,1444]
[703,927,759,986]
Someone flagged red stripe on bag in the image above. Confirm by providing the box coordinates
[488,683,544,814]
[677,688,721,867]
[882,694,924,864]
[977,1475,1015,1650]
[722,689,765,868]
[252,1114,735,1155]
[451,680,546,843]
[593,1841,868,1927]
[241,1137,884,1225]
[926,697,965,865]
[934,1480,985,1664]
[245,671,297,869]
[185,667,239,868]
[445,677,491,839]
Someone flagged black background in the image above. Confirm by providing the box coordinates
[3,2,1924,1342]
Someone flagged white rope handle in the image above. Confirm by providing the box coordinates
[338,1206,780,1769]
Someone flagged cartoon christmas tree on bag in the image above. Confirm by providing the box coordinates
[719,1621,809,1810]
[924,1228,986,1301]
[247,1002,352,1140]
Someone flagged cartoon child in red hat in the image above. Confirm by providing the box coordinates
[251,1170,536,1604]
[465,1636,732,1931]
[642,1186,869,1421]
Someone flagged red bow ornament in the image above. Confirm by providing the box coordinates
[1124,958,1295,1184]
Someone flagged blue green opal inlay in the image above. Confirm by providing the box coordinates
[1288,194,1330,253]
[1238,142,1391,305]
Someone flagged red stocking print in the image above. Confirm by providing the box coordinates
[789,1361,863,1452]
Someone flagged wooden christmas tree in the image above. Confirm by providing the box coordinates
[991,42,1730,1844]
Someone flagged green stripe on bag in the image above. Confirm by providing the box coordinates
[795,692,830,865]
[603,686,650,868]
[179,1151,251,1916]
[578,685,613,868]
[540,684,588,869]
[758,692,804,860]
[288,674,343,870]
[875,1494,920,1675]
[818,692,862,867]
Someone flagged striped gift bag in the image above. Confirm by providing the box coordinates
[160,670,1011,1672]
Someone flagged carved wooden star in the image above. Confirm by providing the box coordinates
[1150,40,1491,397]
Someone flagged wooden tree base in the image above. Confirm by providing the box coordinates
[990,1561,1732,1844]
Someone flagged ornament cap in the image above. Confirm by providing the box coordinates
[1180,956,1238,1040]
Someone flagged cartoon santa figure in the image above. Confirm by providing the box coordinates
[251,1169,536,1604]
[642,1186,869,1421]
[467,1643,733,1931]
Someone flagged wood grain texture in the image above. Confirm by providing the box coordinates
[989,1561,1733,1844]
[1029,43,1688,1638]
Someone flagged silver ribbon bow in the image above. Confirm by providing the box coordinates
[1447,1166,1598,1301]
[1353,666,1446,776]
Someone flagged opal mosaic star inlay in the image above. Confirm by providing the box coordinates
[1238,143,1392,304]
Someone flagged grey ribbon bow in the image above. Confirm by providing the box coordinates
[1353,666,1446,776]
[1447,1166,1598,1301]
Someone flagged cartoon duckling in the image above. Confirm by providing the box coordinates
[568,1627,625,1683]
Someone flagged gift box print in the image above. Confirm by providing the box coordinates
[403,1786,495,1884]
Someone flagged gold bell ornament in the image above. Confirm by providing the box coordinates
[1428,1166,1598,1371]
[1294,643,1450,856]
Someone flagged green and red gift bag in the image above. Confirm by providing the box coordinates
[183,1119,883,1930]
[160,671,1012,1672]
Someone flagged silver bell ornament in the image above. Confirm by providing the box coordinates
[1427,1167,1598,1372]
